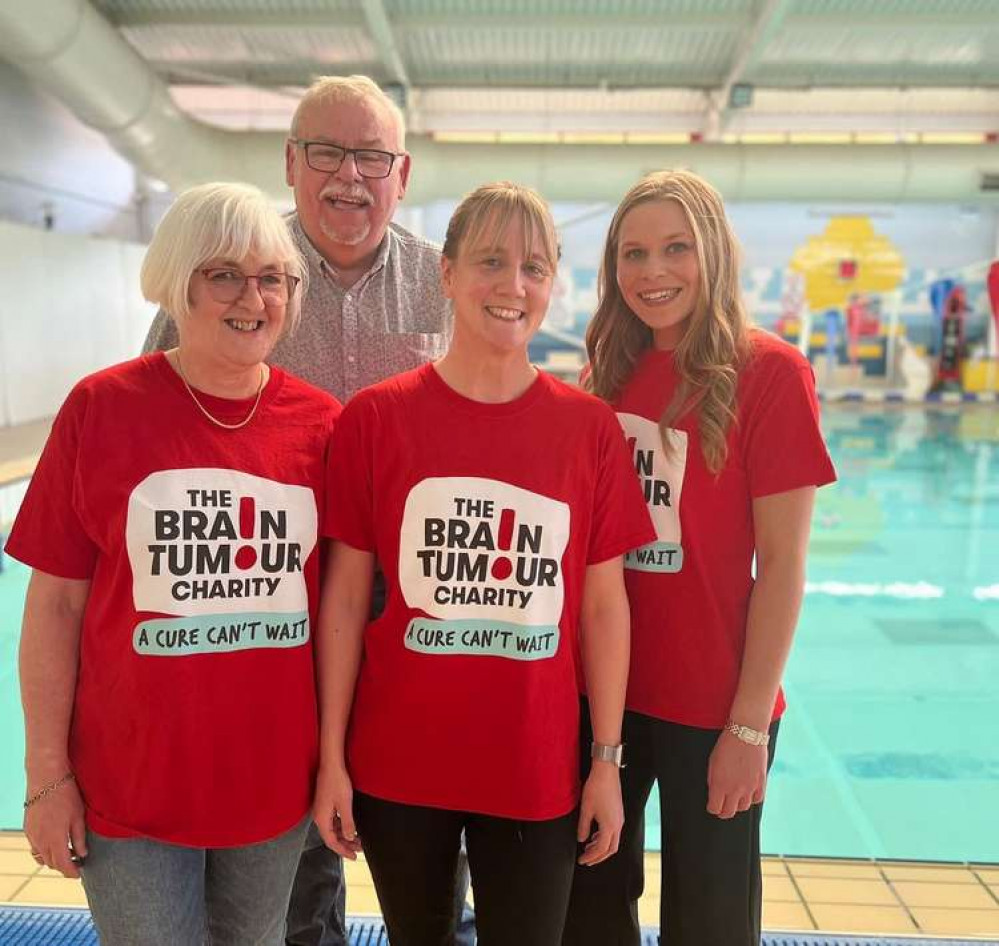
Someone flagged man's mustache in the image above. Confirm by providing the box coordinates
[320,185,374,206]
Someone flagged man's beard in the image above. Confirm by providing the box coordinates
[318,182,375,247]
[319,215,370,246]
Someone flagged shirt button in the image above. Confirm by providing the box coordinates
[348,356,356,364]
[345,293,352,302]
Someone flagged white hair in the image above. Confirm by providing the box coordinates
[140,182,306,332]
[291,74,406,148]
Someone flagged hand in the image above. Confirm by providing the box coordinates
[313,765,362,860]
[576,762,623,866]
[706,730,768,819]
[24,779,87,879]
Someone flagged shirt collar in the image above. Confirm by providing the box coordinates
[289,212,394,289]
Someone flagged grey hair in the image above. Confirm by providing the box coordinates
[140,182,306,333]
[290,75,406,149]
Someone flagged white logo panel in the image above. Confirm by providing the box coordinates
[125,469,317,615]
[617,413,688,573]
[399,476,570,626]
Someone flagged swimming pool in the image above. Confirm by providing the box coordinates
[2,404,998,862]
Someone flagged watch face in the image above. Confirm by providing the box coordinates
[728,723,765,745]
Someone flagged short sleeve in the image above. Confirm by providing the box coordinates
[4,387,99,579]
[322,396,376,552]
[587,408,657,565]
[741,358,837,499]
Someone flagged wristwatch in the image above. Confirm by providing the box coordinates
[724,720,770,747]
[591,742,625,768]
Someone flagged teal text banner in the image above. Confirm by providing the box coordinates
[404,618,559,661]
[625,542,683,573]
[133,611,309,656]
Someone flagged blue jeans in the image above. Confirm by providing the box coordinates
[80,817,309,946]
[285,823,347,946]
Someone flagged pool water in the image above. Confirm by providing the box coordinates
[0,556,28,824]
[2,405,998,861]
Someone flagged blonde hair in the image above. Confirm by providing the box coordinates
[585,170,750,473]
[291,75,406,148]
[140,182,306,333]
[443,181,560,274]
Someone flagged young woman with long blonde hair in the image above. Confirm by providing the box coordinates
[563,170,836,946]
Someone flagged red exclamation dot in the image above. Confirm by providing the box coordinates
[235,496,257,570]
[491,508,515,580]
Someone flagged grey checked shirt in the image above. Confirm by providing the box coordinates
[143,213,452,402]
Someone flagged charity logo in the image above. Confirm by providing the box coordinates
[398,477,570,661]
[124,469,317,656]
[618,413,687,573]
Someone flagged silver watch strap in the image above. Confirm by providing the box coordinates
[590,742,625,767]
[724,720,770,747]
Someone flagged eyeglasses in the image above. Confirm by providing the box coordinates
[290,138,403,179]
[198,269,301,304]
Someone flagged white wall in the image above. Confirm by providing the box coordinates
[0,220,156,426]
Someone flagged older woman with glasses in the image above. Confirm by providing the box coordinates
[5,182,341,946]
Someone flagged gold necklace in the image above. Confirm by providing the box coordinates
[173,352,266,430]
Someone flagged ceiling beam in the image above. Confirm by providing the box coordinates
[109,8,995,32]
[391,12,740,30]
[111,11,741,30]
[358,0,410,91]
[110,10,367,28]
[752,68,999,89]
[153,62,382,88]
[783,12,999,29]
[152,66,999,92]
[151,62,721,89]
[704,0,792,140]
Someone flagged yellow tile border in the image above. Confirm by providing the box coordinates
[883,863,983,883]
[892,880,998,909]
[793,876,899,907]
[1,835,998,940]
[0,833,31,850]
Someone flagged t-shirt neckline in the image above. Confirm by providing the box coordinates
[151,350,286,423]
[419,361,550,417]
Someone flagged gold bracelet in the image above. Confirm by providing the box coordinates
[24,772,75,810]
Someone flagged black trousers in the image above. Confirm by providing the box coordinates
[562,705,779,946]
[285,571,476,945]
[355,791,578,946]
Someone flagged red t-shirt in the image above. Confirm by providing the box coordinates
[5,353,340,847]
[323,363,654,821]
[616,331,836,728]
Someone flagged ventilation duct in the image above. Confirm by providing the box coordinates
[1,0,998,204]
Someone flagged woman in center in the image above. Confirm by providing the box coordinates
[314,182,654,945]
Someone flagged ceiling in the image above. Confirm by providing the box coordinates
[89,0,999,139]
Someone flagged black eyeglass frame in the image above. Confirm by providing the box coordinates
[289,138,406,179]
